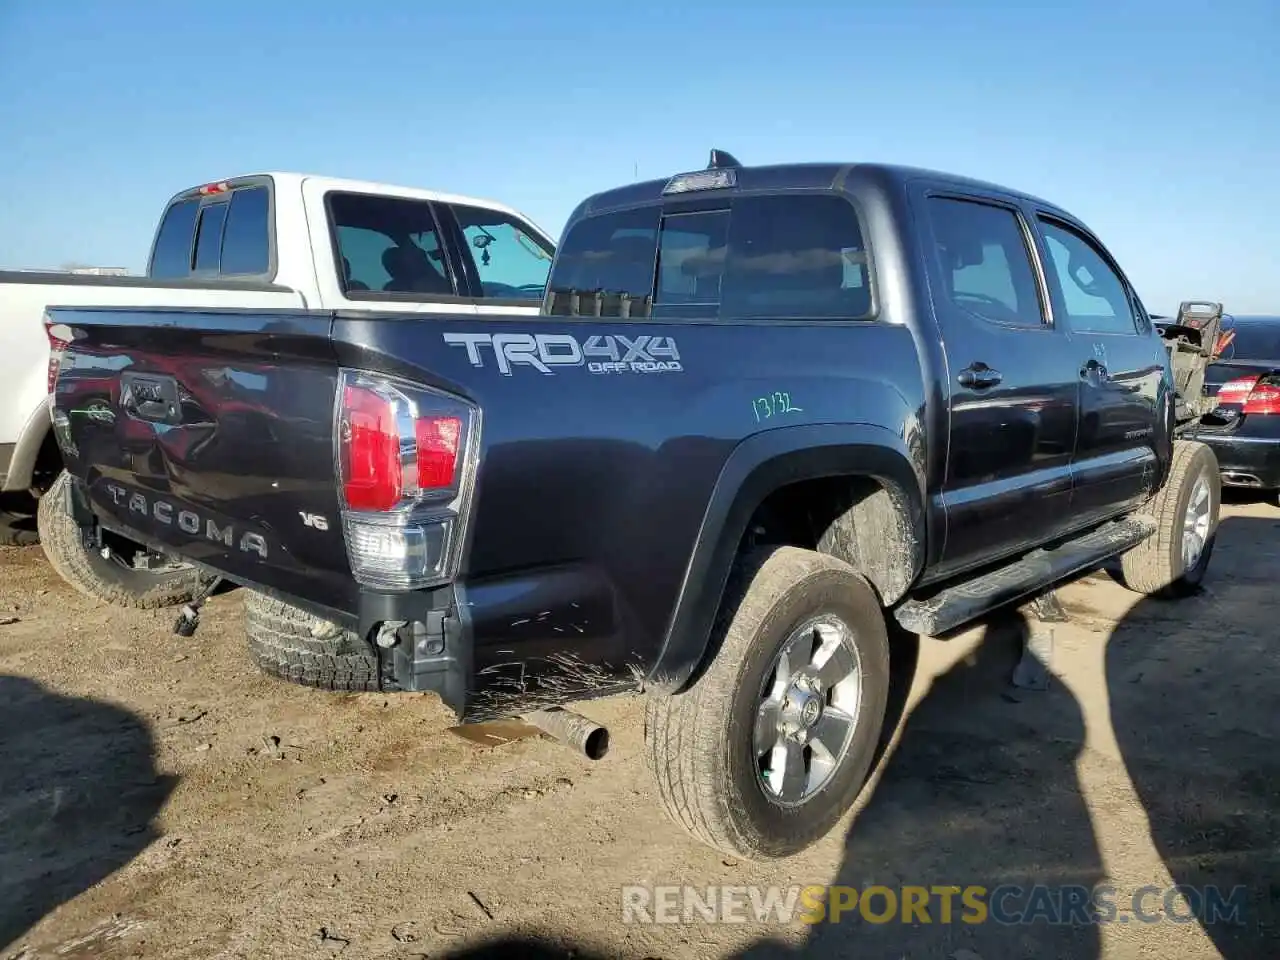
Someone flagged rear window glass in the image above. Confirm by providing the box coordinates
[545,206,660,312]
[148,184,274,280]
[656,210,728,306]
[1222,320,1280,361]
[150,197,200,278]
[546,193,871,319]
[328,192,454,297]
[193,202,229,273]
[218,186,271,275]
[722,195,870,319]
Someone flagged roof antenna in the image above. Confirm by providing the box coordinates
[707,149,742,170]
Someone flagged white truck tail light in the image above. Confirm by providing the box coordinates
[335,369,480,591]
[46,317,73,395]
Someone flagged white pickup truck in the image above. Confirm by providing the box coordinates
[0,172,556,607]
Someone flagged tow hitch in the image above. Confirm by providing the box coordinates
[173,574,225,637]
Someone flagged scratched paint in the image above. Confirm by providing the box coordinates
[467,650,643,722]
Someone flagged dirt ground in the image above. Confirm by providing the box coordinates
[2,497,1278,960]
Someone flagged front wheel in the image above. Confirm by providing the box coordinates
[1119,440,1221,597]
[643,545,890,861]
[36,471,213,609]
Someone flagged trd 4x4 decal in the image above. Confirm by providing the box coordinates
[442,332,682,376]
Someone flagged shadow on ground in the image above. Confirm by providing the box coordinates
[1106,509,1280,957]
[0,675,176,950]
[744,510,1280,958]
[435,509,1279,959]
[751,606,1104,959]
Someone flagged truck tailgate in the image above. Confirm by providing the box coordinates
[48,307,356,617]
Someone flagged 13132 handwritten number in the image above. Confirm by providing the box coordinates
[752,392,804,422]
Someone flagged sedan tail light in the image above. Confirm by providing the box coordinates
[1217,375,1280,415]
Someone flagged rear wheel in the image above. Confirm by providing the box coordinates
[244,590,380,692]
[643,545,890,861]
[36,470,212,608]
[1119,440,1220,597]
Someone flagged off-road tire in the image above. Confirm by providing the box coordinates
[643,545,891,861]
[244,590,380,692]
[1119,440,1220,597]
[36,471,212,608]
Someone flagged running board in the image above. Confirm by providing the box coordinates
[894,515,1156,636]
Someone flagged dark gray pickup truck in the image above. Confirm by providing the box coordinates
[46,151,1222,860]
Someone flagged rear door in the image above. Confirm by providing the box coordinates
[912,186,1079,579]
[1031,213,1166,526]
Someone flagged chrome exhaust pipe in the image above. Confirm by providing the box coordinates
[1221,471,1261,486]
[522,707,610,760]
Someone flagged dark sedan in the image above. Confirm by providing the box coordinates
[1182,315,1280,501]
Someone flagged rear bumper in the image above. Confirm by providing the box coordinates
[63,473,472,714]
[65,474,635,722]
[1187,430,1280,489]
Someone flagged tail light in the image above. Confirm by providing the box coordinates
[1217,375,1280,415]
[335,369,480,591]
[45,316,72,395]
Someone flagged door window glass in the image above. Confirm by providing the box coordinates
[1038,219,1139,335]
[927,197,1046,326]
[451,204,556,302]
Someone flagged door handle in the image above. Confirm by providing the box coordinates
[957,363,1002,389]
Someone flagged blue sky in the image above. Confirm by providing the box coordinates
[1,0,1276,314]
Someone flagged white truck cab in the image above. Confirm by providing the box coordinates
[146,172,557,314]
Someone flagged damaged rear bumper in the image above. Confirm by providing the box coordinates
[65,476,637,722]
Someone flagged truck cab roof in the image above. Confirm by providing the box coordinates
[572,158,1066,222]
[167,171,549,243]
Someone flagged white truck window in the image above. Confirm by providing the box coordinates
[193,203,229,273]
[150,197,201,278]
[219,187,271,275]
[451,203,555,302]
[149,185,272,279]
[328,192,454,297]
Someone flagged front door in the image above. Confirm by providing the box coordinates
[915,189,1080,580]
[1031,214,1164,527]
